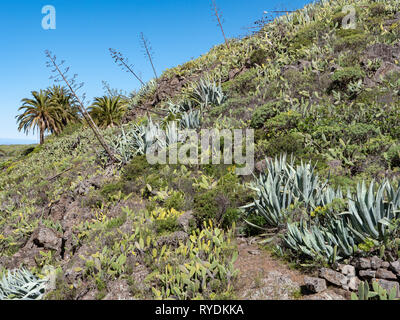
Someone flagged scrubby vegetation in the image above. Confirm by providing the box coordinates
[2,0,400,300]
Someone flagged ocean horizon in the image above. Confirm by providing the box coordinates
[0,138,38,145]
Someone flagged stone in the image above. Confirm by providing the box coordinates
[355,258,371,270]
[304,277,327,293]
[319,268,348,287]
[255,160,267,173]
[177,211,193,233]
[157,231,188,247]
[374,279,400,298]
[347,277,361,292]
[248,250,261,256]
[370,256,383,270]
[382,261,390,269]
[389,260,400,275]
[30,226,62,251]
[338,264,356,277]
[359,269,376,279]
[364,43,400,63]
[373,62,400,83]
[104,280,135,300]
[375,268,397,280]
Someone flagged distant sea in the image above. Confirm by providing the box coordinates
[0,138,38,145]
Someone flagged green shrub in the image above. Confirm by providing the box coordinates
[330,66,366,91]
[334,29,368,51]
[265,111,302,133]
[250,103,278,129]
[249,49,268,67]
[369,3,387,16]
[289,22,326,51]
[385,145,400,168]
[100,181,125,200]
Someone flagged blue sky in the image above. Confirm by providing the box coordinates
[0,0,310,143]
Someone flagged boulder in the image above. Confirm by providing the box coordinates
[30,226,62,251]
[370,256,383,270]
[354,257,371,270]
[389,260,400,275]
[319,268,348,287]
[338,264,356,277]
[375,279,400,298]
[304,277,327,293]
[364,43,400,63]
[375,268,397,280]
[347,277,361,292]
[177,211,193,233]
[359,269,376,279]
[373,62,400,83]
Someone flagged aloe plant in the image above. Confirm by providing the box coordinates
[0,268,48,300]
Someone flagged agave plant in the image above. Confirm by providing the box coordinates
[291,161,327,209]
[243,155,332,228]
[283,221,339,263]
[180,109,201,129]
[190,78,227,108]
[0,268,48,300]
[243,163,294,228]
[344,180,400,242]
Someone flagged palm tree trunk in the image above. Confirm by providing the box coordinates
[40,129,44,145]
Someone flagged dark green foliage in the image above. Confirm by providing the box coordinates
[334,29,369,52]
[222,68,259,95]
[250,102,278,129]
[369,3,387,16]
[289,22,326,51]
[193,173,250,227]
[330,66,366,91]
[154,216,180,234]
[385,145,400,168]
[100,181,125,200]
[249,49,268,67]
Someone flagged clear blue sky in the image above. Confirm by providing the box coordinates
[0,0,310,143]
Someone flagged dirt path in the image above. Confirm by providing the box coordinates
[234,237,348,300]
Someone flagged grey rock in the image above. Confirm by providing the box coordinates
[373,62,400,83]
[382,261,390,269]
[242,271,300,300]
[376,268,397,280]
[302,291,346,300]
[347,277,361,292]
[390,260,400,275]
[370,256,383,270]
[319,268,348,287]
[375,279,400,298]
[355,258,371,270]
[339,264,356,277]
[30,226,62,251]
[177,211,193,233]
[359,269,376,279]
[255,160,267,173]
[304,277,327,293]
[157,231,188,247]
[104,280,135,300]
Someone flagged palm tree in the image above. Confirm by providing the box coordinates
[47,85,80,127]
[88,96,126,128]
[16,90,63,144]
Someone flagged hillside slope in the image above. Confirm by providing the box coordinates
[1,0,400,300]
